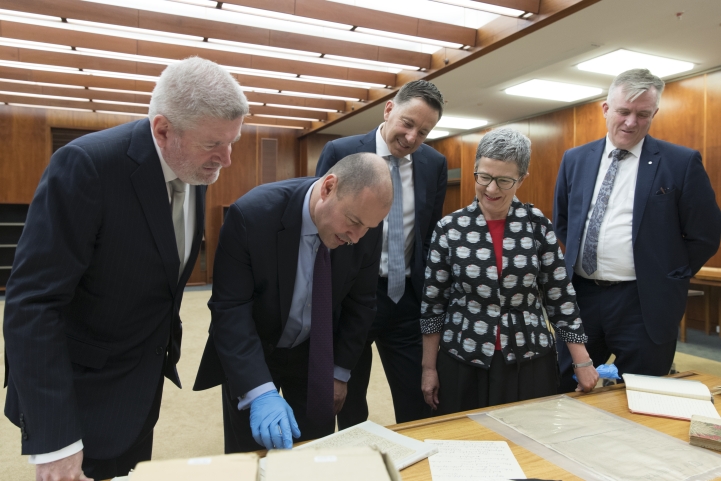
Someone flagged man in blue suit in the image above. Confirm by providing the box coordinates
[316,80,447,428]
[4,57,248,480]
[554,68,721,392]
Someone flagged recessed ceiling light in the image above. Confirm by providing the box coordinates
[426,130,450,139]
[577,49,694,78]
[436,116,487,130]
[505,79,603,102]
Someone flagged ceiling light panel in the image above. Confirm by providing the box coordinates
[0,90,90,102]
[429,0,524,17]
[88,87,153,95]
[435,116,488,129]
[95,110,148,117]
[505,79,603,102]
[6,103,93,112]
[265,104,338,113]
[253,114,320,122]
[327,0,499,28]
[577,49,694,78]
[426,130,450,139]
[0,79,85,89]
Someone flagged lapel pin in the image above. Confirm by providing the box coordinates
[648,161,653,164]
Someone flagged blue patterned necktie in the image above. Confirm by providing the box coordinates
[581,148,629,276]
[387,156,405,303]
[306,240,334,426]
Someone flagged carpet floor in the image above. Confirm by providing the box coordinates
[1,291,719,481]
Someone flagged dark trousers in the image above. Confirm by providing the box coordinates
[557,276,677,393]
[222,340,335,453]
[337,277,429,430]
[435,350,557,415]
[82,373,165,480]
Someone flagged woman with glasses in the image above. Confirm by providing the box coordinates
[420,128,598,415]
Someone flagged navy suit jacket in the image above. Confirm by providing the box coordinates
[3,119,205,458]
[193,178,382,399]
[315,129,447,302]
[554,135,721,344]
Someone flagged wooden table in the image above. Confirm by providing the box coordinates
[387,371,721,481]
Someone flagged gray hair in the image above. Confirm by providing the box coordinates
[325,152,392,208]
[393,80,445,119]
[608,68,665,108]
[475,128,531,176]
[148,56,249,132]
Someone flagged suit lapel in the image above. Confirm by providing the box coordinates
[178,185,206,287]
[632,135,660,244]
[412,145,429,231]
[277,180,313,328]
[128,119,179,295]
[357,129,378,153]
[579,138,606,226]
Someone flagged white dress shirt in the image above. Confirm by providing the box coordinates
[375,124,415,278]
[29,125,196,465]
[575,135,645,281]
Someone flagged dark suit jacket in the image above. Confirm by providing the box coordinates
[3,118,205,459]
[193,178,382,399]
[315,129,447,302]
[554,135,721,344]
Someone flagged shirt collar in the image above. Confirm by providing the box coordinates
[376,123,412,164]
[150,122,179,183]
[302,180,320,237]
[605,134,645,160]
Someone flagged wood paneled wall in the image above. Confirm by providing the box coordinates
[427,69,721,268]
[0,105,300,284]
[299,132,341,177]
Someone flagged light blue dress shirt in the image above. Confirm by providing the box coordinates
[237,181,350,410]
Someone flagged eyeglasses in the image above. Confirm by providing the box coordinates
[473,172,520,190]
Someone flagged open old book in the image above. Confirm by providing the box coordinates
[622,373,720,421]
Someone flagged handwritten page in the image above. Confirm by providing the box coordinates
[626,390,720,420]
[425,440,525,481]
[296,421,437,470]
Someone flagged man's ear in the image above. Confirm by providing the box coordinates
[320,174,338,201]
[151,115,171,149]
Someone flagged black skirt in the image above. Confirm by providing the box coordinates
[434,349,558,416]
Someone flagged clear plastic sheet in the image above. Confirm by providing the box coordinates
[470,395,721,481]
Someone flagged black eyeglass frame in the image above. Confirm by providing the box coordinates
[473,172,521,190]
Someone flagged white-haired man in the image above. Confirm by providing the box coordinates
[554,68,721,392]
[4,56,248,480]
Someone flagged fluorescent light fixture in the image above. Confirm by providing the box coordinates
[521,12,533,19]
[436,116,488,130]
[426,130,450,139]
[299,76,386,89]
[505,79,603,102]
[353,27,463,50]
[0,9,59,22]
[247,101,264,106]
[95,99,149,108]
[240,87,283,95]
[0,90,90,102]
[244,121,305,130]
[0,79,85,89]
[280,91,362,102]
[82,70,159,82]
[577,49,694,78]
[88,87,152,95]
[218,2,353,30]
[6,103,93,112]
[75,48,173,66]
[0,60,160,83]
[430,0,523,16]
[252,114,321,122]
[95,110,148,117]
[266,103,338,113]
[0,38,72,52]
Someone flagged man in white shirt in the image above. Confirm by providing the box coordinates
[3,57,248,480]
[315,80,448,428]
[553,68,721,392]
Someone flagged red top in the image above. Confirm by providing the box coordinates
[487,219,506,350]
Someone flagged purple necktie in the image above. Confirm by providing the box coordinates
[306,241,334,426]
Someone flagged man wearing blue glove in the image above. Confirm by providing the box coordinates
[193,152,393,452]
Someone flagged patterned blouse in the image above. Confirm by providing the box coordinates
[420,198,587,368]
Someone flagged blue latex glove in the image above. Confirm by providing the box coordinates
[573,363,622,382]
[249,390,301,450]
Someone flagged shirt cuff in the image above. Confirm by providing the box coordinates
[333,365,351,382]
[28,440,84,465]
[237,382,276,410]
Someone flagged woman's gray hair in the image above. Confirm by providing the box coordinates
[474,128,531,176]
[148,56,249,132]
[608,68,665,108]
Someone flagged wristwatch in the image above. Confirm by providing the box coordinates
[572,360,594,369]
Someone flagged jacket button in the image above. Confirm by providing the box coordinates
[156,346,164,355]
[22,434,28,440]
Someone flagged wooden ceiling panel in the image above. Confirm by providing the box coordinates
[250,104,327,120]
[224,0,478,46]
[244,115,311,129]
[0,66,156,92]
[243,91,344,111]
[0,80,150,104]
[0,92,147,114]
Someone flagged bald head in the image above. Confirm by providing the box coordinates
[325,152,393,209]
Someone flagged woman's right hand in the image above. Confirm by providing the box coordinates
[421,367,440,410]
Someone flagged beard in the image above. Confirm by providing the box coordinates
[163,136,222,186]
